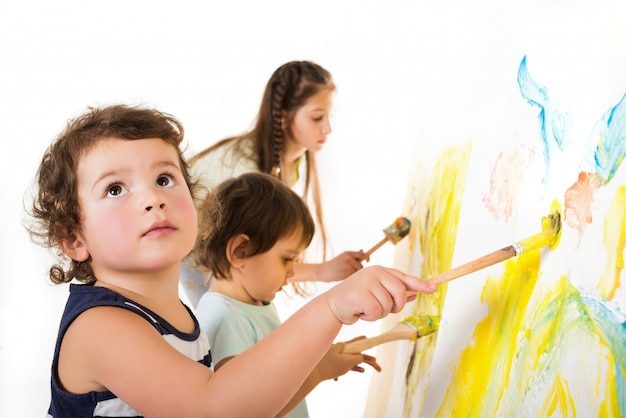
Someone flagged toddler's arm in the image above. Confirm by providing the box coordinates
[211,265,436,415]
[290,250,369,283]
[79,265,435,417]
[276,337,380,416]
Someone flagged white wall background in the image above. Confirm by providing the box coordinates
[0,1,419,416]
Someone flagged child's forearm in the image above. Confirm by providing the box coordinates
[289,261,320,282]
[210,294,340,417]
[276,375,320,417]
[290,251,367,283]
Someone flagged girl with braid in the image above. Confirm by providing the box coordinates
[181,60,368,307]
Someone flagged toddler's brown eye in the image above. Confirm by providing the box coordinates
[108,185,123,196]
[156,175,173,187]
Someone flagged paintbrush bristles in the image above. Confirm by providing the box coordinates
[365,216,411,257]
[519,207,562,252]
[544,205,562,249]
[517,230,555,253]
[403,314,440,336]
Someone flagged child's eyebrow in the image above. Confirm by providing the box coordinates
[90,160,180,190]
[154,160,182,172]
[288,248,306,257]
[91,168,130,190]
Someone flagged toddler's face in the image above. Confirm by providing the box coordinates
[237,231,306,304]
[72,137,197,279]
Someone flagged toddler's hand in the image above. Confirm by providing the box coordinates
[315,337,381,382]
[318,250,369,282]
[326,265,437,325]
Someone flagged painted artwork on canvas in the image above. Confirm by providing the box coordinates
[363,48,626,418]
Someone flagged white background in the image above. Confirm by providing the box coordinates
[2,1,625,417]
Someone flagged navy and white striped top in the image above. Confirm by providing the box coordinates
[47,284,212,417]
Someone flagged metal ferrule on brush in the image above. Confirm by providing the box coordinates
[512,241,524,255]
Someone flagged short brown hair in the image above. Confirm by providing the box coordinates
[193,172,315,281]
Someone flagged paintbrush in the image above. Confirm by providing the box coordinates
[365,216,411,257]
[342,314,440,354]
[422,208,562,287]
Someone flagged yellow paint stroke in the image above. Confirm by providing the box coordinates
[597,185,626,300]
[435,250,542,417]
[434,247,626,417]
[543,374,576,417]
[402,143,471,417]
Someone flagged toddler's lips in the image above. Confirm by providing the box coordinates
[143,220,175,237]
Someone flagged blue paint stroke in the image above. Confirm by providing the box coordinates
[517,56,571,185]
[591,93,626,184]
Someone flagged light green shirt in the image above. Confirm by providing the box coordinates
[196,292,309,418]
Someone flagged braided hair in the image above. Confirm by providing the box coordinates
[256,61,334,259]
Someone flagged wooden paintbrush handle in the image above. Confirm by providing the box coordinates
[425,245,517,285]
[365,237,388,257]
[342,326,415,354]
[408,215,560,291]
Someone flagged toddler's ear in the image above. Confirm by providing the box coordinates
[226,234,250,268]
[57,232,90,262]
